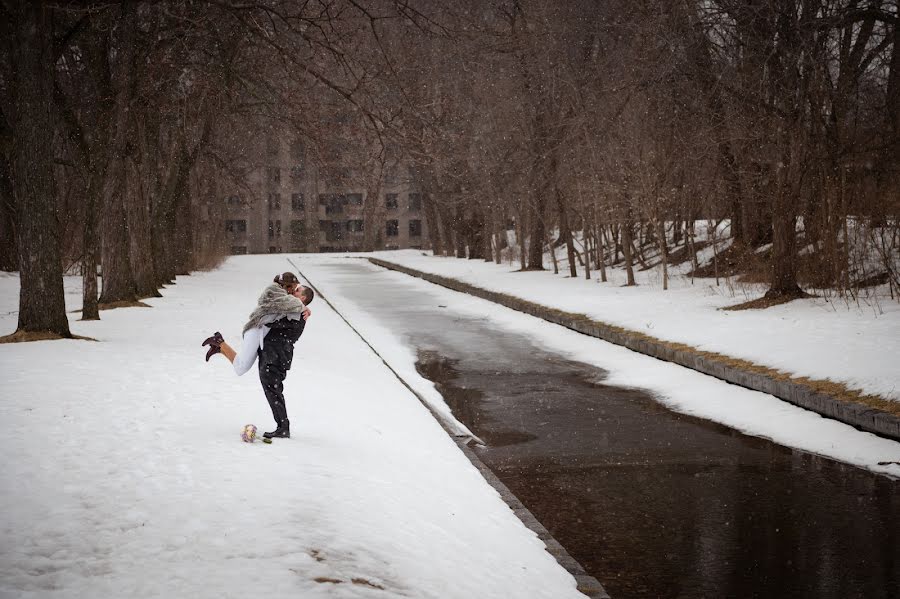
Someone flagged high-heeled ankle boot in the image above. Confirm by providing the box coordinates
[202,331,225,362]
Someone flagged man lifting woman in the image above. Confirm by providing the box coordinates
[202,272,314,439]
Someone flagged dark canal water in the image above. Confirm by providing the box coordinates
[319,261,900,599]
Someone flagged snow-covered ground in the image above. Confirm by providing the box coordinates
[375,247,900,404]
[0,257,585,599]
[2,249,899,598]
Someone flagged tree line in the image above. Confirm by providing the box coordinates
[2,0,898,339]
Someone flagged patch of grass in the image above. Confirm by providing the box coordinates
[646,336,900,417]
[0,330,96,343]
[722,293,811,310]
[98,300,152,310]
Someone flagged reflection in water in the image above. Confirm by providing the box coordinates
[325,262,900,599]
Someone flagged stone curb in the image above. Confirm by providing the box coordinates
[368,258,900,443]
[455,439,611,598]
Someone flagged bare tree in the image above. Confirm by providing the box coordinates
[2,1,71,338]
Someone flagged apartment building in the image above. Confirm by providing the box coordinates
[223,137,428,254]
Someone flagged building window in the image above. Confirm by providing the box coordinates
[290,219,305,239]
[409,219,422,237]
[408,193,422,210]
[289,165,303,180]
[326,221,343,242]
[226,195,242,206]
[267,167,280,184]
[385,193,398,209]
[346,193,363,206]
[291,193,304,211]
[320,194,344,215]
[268,192,281,211]
[347,220,364,233]
[386,219,399,237]
[268,246,281,254]
[230,246,247,255]
[226,220,247,233]
[268,220,281,238]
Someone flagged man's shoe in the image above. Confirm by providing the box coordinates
[263,420,290,439]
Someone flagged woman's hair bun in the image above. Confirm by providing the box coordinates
[274,272,300,287]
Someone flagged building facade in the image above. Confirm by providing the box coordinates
[223,138,428,254]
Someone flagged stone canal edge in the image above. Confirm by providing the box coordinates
[368,257,900,443]
[455,438,611,599]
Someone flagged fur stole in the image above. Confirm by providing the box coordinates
[242,283,305,334]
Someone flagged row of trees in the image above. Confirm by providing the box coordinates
[2,0,898,338]
[389,0,899,300]
[1,0,409,337]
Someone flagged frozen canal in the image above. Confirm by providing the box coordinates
[306,259,900,599]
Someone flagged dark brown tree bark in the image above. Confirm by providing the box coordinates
[0,149,17,271]
[467,205,485,260]
[422,192,443,255]
[7,1,71,336]
[99,1,139,304]
[100,173,137,304]
[525,195,546,270]
[621,208,637,287]
[126,156,159,298]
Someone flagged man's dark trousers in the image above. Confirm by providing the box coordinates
[258,317,305,425]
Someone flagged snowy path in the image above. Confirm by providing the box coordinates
[0,257,584,599]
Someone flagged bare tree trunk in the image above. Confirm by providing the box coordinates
[483,208,493,262]
[492,206,504,264]
[452,205,465,258]
[423,192,442,255]
[767,208,802,297]
[708,219,721,287]
[80,166,105,319]
[127,151,159,298]
[548,240,558,274]
[556,186,577,278]
[517,204,527,270]
[621,212,636,286]
[766,144,804,298]
[100,1,139,304]
[100,171,138,304]
[687,220,699,283]
[657,218,669,291]
[0,157,17,271]
[468,205,486,260]
[526,194,545,270]
[583,222,591,280]
[595,219,607,283]
[611,223,621,264]
[8,1,71,336]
